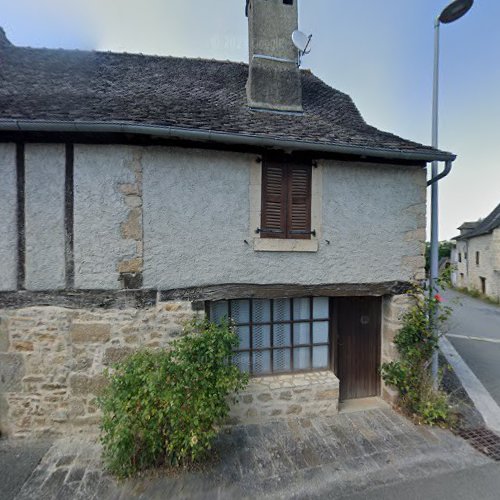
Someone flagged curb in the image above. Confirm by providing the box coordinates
[440,335,500,434]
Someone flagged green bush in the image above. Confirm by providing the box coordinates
[381,286,453,426]
[98,319,248,478]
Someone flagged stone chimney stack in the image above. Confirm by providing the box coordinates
[246,0,303,112]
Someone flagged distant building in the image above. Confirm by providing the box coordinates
[451,204,500,301]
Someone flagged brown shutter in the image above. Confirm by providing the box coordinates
[287,164,312,239]
[261,162,287,238]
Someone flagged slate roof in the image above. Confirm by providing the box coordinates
[458,221,479,231]
[0,29,453,160]
[455,203,500,240]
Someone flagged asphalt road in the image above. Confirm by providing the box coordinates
[342,462,500,500]
[443,289,500,405]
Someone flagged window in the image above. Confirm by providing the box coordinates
[209,297,330,375]
[259,158,312,240]
[476,251,480,266]
[458,253,462,263]
[480,277,486,295]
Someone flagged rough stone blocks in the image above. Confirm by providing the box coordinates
[230,371,339,424]
[0,353,25,392]
[0,301,199,438]
[70,323,111,343]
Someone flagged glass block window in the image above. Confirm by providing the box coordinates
[209,297,330,375]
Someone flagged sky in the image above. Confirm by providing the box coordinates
[1,0,499,240]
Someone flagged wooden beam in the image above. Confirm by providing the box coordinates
[158,282,412,301]
[0,282,413,309]
[0,290,156,310]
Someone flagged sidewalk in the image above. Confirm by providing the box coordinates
[0,438,52,500]
[8,404,492,500]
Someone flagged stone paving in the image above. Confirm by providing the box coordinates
[13,406,491,500]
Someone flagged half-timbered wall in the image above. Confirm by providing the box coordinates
[0,143,426,294]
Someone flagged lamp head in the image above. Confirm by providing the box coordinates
[439,0,474,24]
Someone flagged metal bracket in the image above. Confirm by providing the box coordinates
[289,229,317,237]
[255,228,283,235]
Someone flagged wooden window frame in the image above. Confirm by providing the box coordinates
[209,297,332,376]
[260,158,312,240]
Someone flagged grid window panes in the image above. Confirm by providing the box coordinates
[209,297,330,375]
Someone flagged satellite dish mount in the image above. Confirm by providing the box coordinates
[292,30,312,67]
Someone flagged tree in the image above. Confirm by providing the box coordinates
[425,240,452,274]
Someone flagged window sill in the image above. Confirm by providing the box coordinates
[253,238,319,253]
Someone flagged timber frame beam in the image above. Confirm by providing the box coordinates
[0,281,412,309]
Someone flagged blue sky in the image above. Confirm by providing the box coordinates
[2,0,498,240]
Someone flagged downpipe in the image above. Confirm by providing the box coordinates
[428,159,453,388]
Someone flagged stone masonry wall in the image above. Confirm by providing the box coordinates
[1,304,342,437]
[117,148,144,289]
[467,233,500,301]
[230,371,339,423]
[0,301,201,438]
[381,293,414,403]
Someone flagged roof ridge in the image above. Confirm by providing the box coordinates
[457,202,500,239]
[7,41,250,67]
[0,26,13,47]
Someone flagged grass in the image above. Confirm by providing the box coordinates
[454,287,500,307]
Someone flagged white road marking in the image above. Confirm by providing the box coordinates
[446,334,500,344]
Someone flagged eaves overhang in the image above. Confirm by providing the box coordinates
[0,119,457,163]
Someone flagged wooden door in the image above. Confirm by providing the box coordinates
[336,297,381,401]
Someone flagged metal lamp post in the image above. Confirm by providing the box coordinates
[430,0,473,385]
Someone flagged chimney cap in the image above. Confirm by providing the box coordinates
[0,27,13,48]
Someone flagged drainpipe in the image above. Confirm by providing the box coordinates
[428,158,454,388]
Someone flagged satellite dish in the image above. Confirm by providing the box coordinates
[292,30,312,54]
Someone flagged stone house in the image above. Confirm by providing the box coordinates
[452,203,500,301]
[0,0,454,438]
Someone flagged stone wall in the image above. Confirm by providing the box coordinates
[229,371,339,423]
[452,233,500,302]
[0,301,200,438]
[466,233,500,301]
[381,293,413,403]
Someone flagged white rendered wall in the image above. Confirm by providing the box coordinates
[73,145,137,289]
[142,148,426,289]
[25,144,66,290]
[0,144,17,291]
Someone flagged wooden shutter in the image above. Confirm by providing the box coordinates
[261,162,287,238]
[287,164,311,239]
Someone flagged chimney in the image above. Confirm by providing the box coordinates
[246,0,302,112]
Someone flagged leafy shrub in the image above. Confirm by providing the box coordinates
[98,319,248,478]
[381,286,453,426]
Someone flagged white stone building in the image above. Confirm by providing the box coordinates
[452,204,500,301]
[0,0,455,437]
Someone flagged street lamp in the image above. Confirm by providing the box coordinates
[430,0,473,385]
